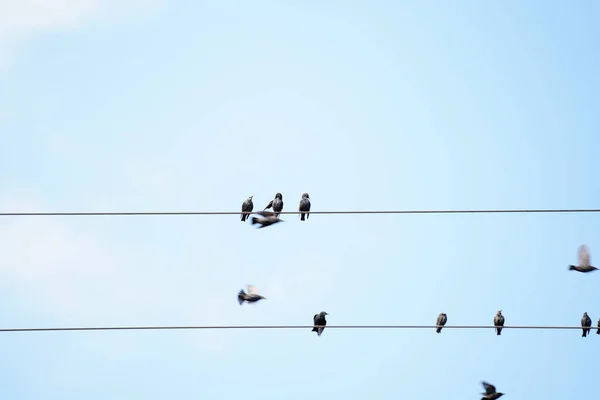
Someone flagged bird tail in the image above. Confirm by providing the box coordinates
[569,265,576,271]
[596,328,600,335]
[241,213,246,222]
[251,217,259,225]
[582,330,587,337]
[436,326,442,333]
[300,212,305,221]
[496,328,502,335]
[238,290,246,305]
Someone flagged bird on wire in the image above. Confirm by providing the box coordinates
[312,311,328,336]
[581,312,592,337]
[240,196,253,222]
[251,210,283,228]
[436,313,447,333]
[493,310,504,336]
[298,193,311,221]
[597,318,600,335]
[237,285,266,305]
[263,193,283,218]
[480,381,504,400]
[568,244,598,273]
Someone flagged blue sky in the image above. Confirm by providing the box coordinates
[0,0,599,398]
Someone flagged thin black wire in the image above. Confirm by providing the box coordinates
[0,325,595,333]
[1,208,600,217]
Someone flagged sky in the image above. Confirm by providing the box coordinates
[0,0,599,398]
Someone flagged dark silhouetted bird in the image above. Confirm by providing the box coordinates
[251,214,283,228]
[436,313,447,333]
[481,381,504,400]
[493,310,504,336]
[596,318,600,335]
[312,311,328,336]
[264,193,283,217]
[581,312,592,337]
[241,196,253,222]
[237,285,266,305]
[569,244,598,273]
[299,193,311,221]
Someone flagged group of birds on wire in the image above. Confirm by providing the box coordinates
[236,195,598,399]
[240,193,310,227]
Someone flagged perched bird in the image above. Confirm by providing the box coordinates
[596,318,600,335]
[264,193,284,218]
[237,285,266,305]
[298,193,311,221]
[240,196,254,222]
[312,311,329,336]
[581,312,592,337]
[480,381,504,400]
[436,313,447,333]
[251,214,283,228]
[493,310,504,336]
[569,244,598,273]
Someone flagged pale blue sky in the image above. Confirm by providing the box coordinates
[0,1,599,399]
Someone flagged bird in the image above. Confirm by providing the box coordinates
[251,214,283,228]
[237,285,266,305]
[493,310,504,336]
[581,312,592,337]
[264,193,284,218]
[596,318,600,335]
[436,313,447,333]
[480,381,504,400]
[568,244,598,273]
[298,193,311,221]
[241,196,253,222]
[312,311,328,336]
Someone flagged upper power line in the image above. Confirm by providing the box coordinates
[1,208,600,217]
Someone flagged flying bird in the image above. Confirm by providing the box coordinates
[237,285,266,305]
[299,193,311,221]
[480,381,504,400]
[493,310,504,336]
[436,313,447,333]
[251,215,283,228]
[264,193,284,218]
[312,311,329,336]
[241,196,254,222]
[569,244,598,273]
[581,312,592,337]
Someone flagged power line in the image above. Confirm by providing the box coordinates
[0,325,596,333]
[1,208,600,217]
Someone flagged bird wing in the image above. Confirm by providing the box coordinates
[257,210,275,217]
[242,200,253,212]
[264,200,274,210]
[481,382,496,395]
[578,244,591,266]
[436,314,444,325]
[247,285,259,295]
[313,314,318,324]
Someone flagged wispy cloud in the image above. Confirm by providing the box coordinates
[0,0,161,70]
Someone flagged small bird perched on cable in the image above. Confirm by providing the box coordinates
[312,311,328,336]
[263,193,283,218]
[493,310,504,336]
[251,211,283,228]
[596,318,600,335]
[237,285,266,305]
[436,313,447,333]
[298,193,311,221]
[581,312,592,337]
[480,381,504,400]
[240,196,253,222]
[568,244,598,273]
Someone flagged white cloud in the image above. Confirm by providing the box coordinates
[0,0,161,69]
